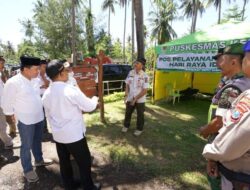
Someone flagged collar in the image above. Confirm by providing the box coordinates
[231,72,244,80]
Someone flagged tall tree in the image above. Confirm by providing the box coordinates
[221,5,243,22]
[33,0,83,58]
[110,38,123,59]
[102,0,117,55]
[102,0,117,37]
[72,0,76,65]
[134,0,145,62]
[131,0,135,61]
[85,8,96,56]
[180,0,205,33]
[148,0,177,44]
[120,0,129,63]
[242,0,249,21]
[206,0,232,24]
[20,19,34,42]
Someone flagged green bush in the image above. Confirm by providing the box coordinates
[104,92,125,103]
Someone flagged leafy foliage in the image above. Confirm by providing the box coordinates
[180,0,205,33]
[221,5,245,23]
[110,39,123,59]
[148,0,177,44]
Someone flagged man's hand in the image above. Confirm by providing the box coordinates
[207,160,219,177]
[5,115,15,126]
[124,95,127,104]
[130,97,137,106]
[199,125,209,138]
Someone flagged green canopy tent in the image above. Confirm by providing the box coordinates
[153,22,250,101]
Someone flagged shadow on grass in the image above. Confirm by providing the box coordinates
[86,98,210,190]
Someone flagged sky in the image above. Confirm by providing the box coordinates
[0,0,249,49]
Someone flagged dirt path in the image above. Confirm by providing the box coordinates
[0,132,171,190]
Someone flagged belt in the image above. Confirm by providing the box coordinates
[218,162,250,184]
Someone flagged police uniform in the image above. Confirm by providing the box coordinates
[203,40,250,190]
[124,69,149,131]
[203,89,250,189]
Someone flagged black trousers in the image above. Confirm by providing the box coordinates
[124,102,145,131]
[55,137,94,190]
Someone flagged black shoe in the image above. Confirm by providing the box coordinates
[92,183,102,190]
[0,155,8,163]
[65,180,81,190]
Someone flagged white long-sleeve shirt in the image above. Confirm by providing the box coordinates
[42,81,98,143]
[1,73,44,125]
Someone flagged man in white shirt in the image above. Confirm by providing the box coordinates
[42,60,101,190]
[0,56,20,149]
[1,56,53,183]
[122,58,149,136]
[38,59,50,133]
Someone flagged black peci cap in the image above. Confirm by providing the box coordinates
[136,58,146,65]
[20,56,40,67]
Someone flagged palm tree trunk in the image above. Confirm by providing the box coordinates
[72,0,76,65]
[123,2,127,64]
[132,0,135,61]
[218,0,221,24]
[134,0,145,61]
[89,0,91,11]
[191,2,198,33]
[242,0,247,21]
[108,7,111,55]
[108,7,111,36]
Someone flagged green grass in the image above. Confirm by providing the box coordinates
[85,96,211,190]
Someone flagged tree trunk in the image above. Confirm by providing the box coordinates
[108,7,111,36]
[86,10,95,56]
[108,7,111,55]
[133,0,145,62]
[131,0,135,61]
[242,0,247,21]
[72,0,76,65]
[218,0,221,24]
[123,2,127,64]
[191,2,198,33]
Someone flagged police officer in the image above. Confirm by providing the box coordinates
[203,40,250,190]
[199,43,250,190]
[199,43,249,139]
[122,58,149,136]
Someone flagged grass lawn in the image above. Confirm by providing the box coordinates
[85,94,211,190]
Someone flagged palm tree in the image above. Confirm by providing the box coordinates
[71,0,82,65]
[206,0,232,24]
[134,0,145,61]
[85,8,95,56]
[72,0,76,65]
[148,0,177,44]
[131,0,135,61]
[242,0,249,21]
[102,0,117,37]
[120,0,129,63]
[180,0,205,33]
